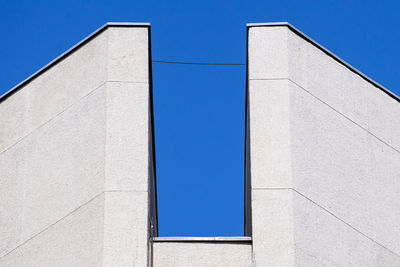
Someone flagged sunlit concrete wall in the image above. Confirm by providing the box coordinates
[2,22,399,267]
[248,23,400,266]
[153,241,252,267]
[0,24,153,266]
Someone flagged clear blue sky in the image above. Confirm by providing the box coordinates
[1,0,399,237]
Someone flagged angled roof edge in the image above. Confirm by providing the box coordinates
[247,22,400,102]
[0,22,151,102]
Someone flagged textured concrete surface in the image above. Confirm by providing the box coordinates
[105,82,149,191]
[249,79,292,189]
[0,25,151,266]
[251,189,295,266]
[292,190,400,267]
[0,30,108,153]
[0,193,105,267]
[153,242,252,267]
[249,25,400,150]
[107,27,149,83]
[0,86,106,257]
[248,24,400,266]
[103,192,148,266]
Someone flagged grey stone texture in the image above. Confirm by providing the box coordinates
[152,242,252,267]
[0,25,152,266]
[248,24,400,266]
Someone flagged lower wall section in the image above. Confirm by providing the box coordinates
[292,190,400,267]
[252,188,400,266]
[0,193,105,266]
[0,191,149,267]
[103,191,148,266]
[152,241,252,267]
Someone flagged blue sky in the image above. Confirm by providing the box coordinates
[1,0,399,236]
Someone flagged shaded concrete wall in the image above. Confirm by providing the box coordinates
[153,242,252,267]
[248,24,400,266]
[0,24,153,266]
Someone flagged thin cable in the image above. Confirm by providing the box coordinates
[152,60,246,66]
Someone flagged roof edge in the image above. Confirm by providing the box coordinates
[247,22,400,102]
[0,22,151,102]
[106,22,150,26]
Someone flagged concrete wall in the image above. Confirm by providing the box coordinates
[0,24,154,266]
[2,22,399,267]
[153,241,252,267]
[248,24,400,266]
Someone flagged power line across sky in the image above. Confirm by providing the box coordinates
[152,60,246,66]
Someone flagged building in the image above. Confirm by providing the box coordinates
[0,22,399,266]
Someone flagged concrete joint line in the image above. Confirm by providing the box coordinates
[0,189,147,259]
[0,191,106,259]
[247,23,400,102]
[0,23,150,101]
[286,78,400,154]
[0,80,108,156]
[253,187,400,258]
[249,77,399,153]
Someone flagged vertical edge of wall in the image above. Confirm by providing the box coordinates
[147,24,159,267]
[148,24,158,239]
[244,26,252,238]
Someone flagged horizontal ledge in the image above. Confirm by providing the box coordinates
[105,22,150,26]
[0,22,151,102]
[152,236,252,242]
[247,22,290,27]
[246,22,399,102]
